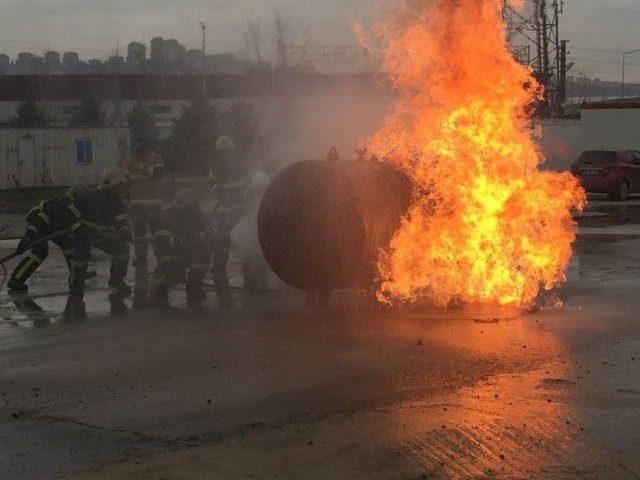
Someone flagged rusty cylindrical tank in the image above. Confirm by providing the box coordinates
[258,160,413,292]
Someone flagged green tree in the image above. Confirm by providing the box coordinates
[226,100,258,156]
[164,100,221,174]
[71,93,105,127]
[12,98,48,127]
[128,103,158,156]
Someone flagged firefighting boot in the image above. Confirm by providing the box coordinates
[132,258,149,310]
[186,270,207,310]
[108,279,132,298]
[186,288,206,310]
[7,282,43,313]
[133,290,149,310]
[7,277,28,294]
[153,285,171,310]
[63,295,87,321]
[217,290,233,309]
[108,293,128,318]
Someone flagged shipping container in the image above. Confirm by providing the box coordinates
[0,128,129,190]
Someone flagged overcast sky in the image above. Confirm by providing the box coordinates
[0,0,639,78]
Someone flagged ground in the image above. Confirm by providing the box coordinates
[0,198,639,479]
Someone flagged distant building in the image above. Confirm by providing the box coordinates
[127,42,146,65]
[16,52,35,68]
[0,54,9,74]
[105,55,125,73]
[87,59,104,73]
[164,39,186,67]
[150,37,165,64]
[44,51,61,70]
[62,52,80,73]
[62,52,79,66]
[148,37,187,72]
[16,53,44,74]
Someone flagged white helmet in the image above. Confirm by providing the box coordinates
[216,136,236,153]
[101,168,131,190]
[173,187,199,209]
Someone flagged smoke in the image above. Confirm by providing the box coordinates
[255,81,393,172]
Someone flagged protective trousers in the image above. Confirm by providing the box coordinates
[92,233,130,293]
[153,240,210,302]
[10,234,88,294]
[11,232,129,296]
[131,204,161,306]
[211,230,231,293]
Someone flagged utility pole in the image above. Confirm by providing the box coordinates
[559,40,568,106]
[502,0,568,117]
[200,21,207,100]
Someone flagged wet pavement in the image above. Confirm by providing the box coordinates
[0,199,639,479]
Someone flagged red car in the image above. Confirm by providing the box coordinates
[570,150,640,201]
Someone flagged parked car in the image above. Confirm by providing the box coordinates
[570,150,640,201]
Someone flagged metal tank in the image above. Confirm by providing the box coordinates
[257,159,413,292]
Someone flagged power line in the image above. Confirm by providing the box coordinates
[570,46,624,54]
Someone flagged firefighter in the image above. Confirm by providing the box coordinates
[7,169,132,319]
[7,184,94,301]
[150,188,211,309]
[210,136,250,308]
[7,193,90,312]
[128,150,165,309]
[73,169,133,317]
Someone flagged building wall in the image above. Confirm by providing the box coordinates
[581,108,640,151]
[0,128,129,190]
[539,107,640,171]
[2,94,639,180]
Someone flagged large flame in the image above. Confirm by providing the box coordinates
[367,0,585,307]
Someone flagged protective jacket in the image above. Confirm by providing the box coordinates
[151,203,210,299]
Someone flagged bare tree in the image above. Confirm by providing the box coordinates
[273,9,290,68]
[244,17,263,64]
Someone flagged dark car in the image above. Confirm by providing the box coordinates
[570,150,640,201]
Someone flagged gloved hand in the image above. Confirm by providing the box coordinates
[16,239,30,255]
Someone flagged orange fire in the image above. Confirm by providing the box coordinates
[367,0,585,307]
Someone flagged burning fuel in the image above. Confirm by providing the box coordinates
[367,0,586,307]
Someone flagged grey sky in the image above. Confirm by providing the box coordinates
[0,0,371,60]
[0,0,638,78]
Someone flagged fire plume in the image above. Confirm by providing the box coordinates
[368,0,585,307]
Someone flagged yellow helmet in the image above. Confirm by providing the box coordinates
[216,136,236,153]
[101,168,131,190]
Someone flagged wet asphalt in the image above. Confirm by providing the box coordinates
[0,199,639,479]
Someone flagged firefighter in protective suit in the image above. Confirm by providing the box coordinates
[129,151,165,309]
[74,169,133,317]
[150,188,211,309]
[210,136,250,308]
[8,169,132,319]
